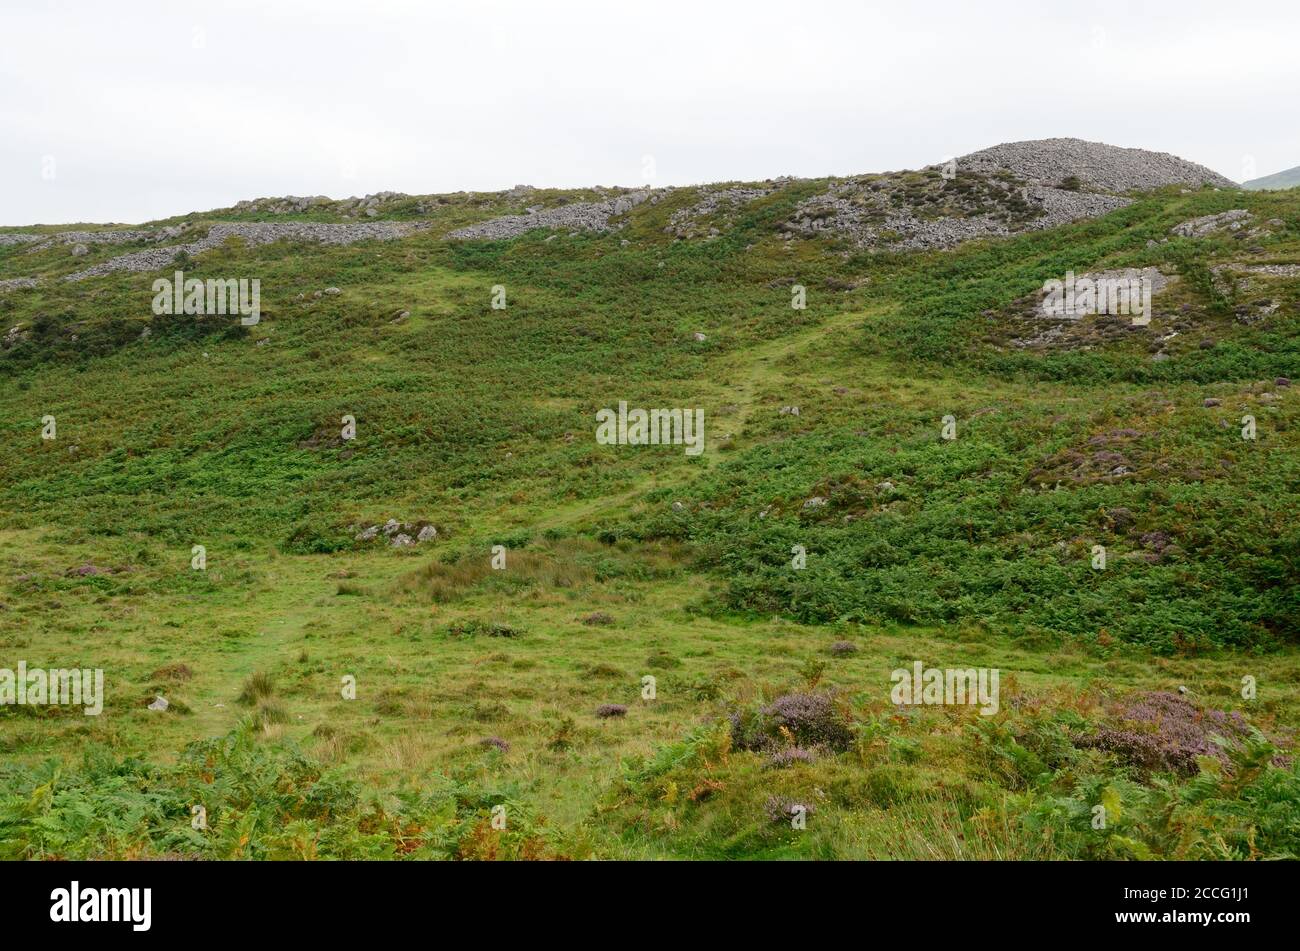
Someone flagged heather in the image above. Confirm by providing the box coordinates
[1073,691,1252,775]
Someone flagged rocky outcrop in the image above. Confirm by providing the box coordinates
[1170,209,1254,238]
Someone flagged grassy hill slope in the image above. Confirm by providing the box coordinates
[1,170,1298,859]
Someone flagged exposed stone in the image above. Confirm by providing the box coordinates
[960,138,1234,192]
[65,221,420,281]
[447,189,660,240]
[1170,209,1262,239]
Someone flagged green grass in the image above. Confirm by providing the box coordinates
[1,177,1298,859]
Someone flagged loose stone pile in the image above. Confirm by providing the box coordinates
[28,227,186,251]
[0,233,47,247]
[785,175,1129,251]
[65,221,420,281]
[666,182,784,238]
[958,138,1236,192]
[446,189,659,240]
[782,139,1232,252]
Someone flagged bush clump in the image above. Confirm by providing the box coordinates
[1073,691,1252,776]
[731,691,855,753]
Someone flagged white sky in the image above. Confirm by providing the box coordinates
[2,0,1298,225]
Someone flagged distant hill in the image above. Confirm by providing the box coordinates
[1243,165,1300,190]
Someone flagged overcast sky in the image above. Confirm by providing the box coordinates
[2,0,1298,226]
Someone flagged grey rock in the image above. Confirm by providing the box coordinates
[1171,209,1253,238]
[447,188,659,240]
[65,222,420,282]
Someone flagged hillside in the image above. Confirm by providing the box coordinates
[1,139,1298,860]
[1244,165,1300,191]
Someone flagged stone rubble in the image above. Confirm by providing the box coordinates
[65,221,420,281]
[959,137,1236,192]
[0,233,46,247]
[666,182,783,238]
[447,189,660,240]
[27,226,186,251]
[783,138,1231,252]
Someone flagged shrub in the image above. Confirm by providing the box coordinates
[1073,691,1251,776]
[731,692,855,753]
[766,747,815,769]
